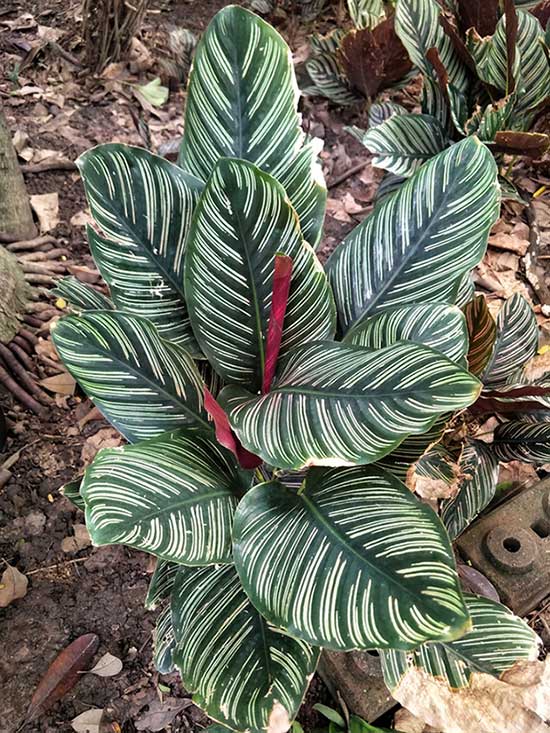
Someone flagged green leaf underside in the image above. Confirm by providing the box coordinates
[78,144,203,353]
[327,138,499,334]
[146,559,178,610]
[179,5,326,247]
[345,303,468,364]
[441,441,499,540]
[380,594,539,690]
[51,311,207,443]
[82,429,245,565]
[52,277,113,312]
[184,158,335,392]
[233,467,468,650]
[361,114,449,178]
[171,563,319,732]
[482,294,538,388]
[221,340,480,470]
[493,421,550,463]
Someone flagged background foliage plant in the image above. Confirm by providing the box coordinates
[52,5,550,732]
[350,0,550,192]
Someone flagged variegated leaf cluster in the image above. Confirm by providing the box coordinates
[351,0,550,189]
[49,5,548,733]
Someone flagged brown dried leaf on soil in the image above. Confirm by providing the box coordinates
[71,708,103,733]
[30,192,59,233]
[81,427,123,466]
[134,697,191,732]
[392,658,550,733]
[87,652,123,677]
[0,563,28,607]
[27,633,99,722]
[40,372,76,395]
[61,523,91,553]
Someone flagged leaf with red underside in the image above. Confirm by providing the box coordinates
[339,17,412,99]
[457,0,499,37]
[26,633,99,722]
[203,387,262,469]
[263,254,293,394]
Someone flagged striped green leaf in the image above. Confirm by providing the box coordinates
[481,294,538,388]
[81,429,246,565]
[464,295,497,377]
[375,415,449,482]
[359,113,449,177]
[60,477,85,511]
[380,594,539,690]
[348,0,386,29]
[493,421,550,463]
[441,441,499,539]
[154,604,176,674]
[52,277,113,313]
[171,563,319,732]
[221,340,480,470]
[78,144,203,354]
[368,101,408,128]
[51,311,207,443]
[344,303,468,364]
[411,443,459,497]
[373,171,407,204]
[306,53,361,106]
[453,272,475,308]
[233,467,469,650]
[146,559,178,610]
[469,11,550,122]
[396,0,469,93]
[326,138,499,334]
[179,5,326,247]
[184,158,335,393]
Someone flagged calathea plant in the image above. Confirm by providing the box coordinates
[52,5,548,733]
[350,0,550,192]
[301,0,413,107]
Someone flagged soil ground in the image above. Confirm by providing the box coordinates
[1,1,550,732]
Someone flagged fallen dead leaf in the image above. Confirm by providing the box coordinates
[61,523,91,553]
[87,652,123,677]
[27,634,99,722]
[81,427,123,465]
[67,264,101,284]
[326,197,353,223]
[30,193,59,233]
[393,708,427,733]
[391,658,550,733]
[40,372,76,395]
[134,698,190,731]
[71,707,103,733]
[488,232,529,256]
[0,563,28,607]
[70,209,94,227]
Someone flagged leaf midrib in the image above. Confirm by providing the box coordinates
[300,490,457,615]
[109,487,234,523]
[354,152,478,328]
[75,333,211,434]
